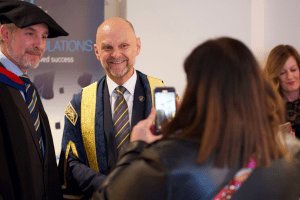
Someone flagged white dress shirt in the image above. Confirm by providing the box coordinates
[106,70,137,126]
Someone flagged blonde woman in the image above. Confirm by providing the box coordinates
[264,45,300,138]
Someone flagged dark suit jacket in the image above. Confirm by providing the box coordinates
[0,65,62,200]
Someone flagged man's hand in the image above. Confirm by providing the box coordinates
[130,108,163,143]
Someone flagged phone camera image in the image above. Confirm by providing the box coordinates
[154,87,176,135]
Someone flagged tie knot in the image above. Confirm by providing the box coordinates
[19,74,31,84]
[116,86,126,95]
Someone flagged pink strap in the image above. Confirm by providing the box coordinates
[213,156,256,200]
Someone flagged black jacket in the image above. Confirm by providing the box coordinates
[92,135,300,200]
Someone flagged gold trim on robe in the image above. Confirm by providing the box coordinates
[81,81,99,172]
[147,76,165,107]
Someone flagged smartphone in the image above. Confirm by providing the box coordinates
[154,87,176,135]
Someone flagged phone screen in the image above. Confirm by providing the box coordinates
[154,88,176,135]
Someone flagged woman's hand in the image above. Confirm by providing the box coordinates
[130,107,163,143]
[176,98,181,110]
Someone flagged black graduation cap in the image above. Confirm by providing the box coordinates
[0,1,68,38]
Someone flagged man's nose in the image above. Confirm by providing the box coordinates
[111,48,121,58]
[33,37,43,49]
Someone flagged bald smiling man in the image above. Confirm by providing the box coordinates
[59,18,165,199]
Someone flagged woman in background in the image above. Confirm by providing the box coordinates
[264,45,300,138]
[92,38,300,200]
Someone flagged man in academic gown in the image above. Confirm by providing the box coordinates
[59,18,165,199]
[0,1,68,199]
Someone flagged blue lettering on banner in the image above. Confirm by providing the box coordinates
[46,40,93,52]
[68,40,76,52]
[54,41,62,51]
[21,0,34,4]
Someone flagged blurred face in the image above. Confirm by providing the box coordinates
[94,19,141,82]
[279,56,300,93]
[6,23,49,73]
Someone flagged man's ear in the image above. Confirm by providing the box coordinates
[0,26,11,43]
[94,44,101,61]
[135,37,141,56]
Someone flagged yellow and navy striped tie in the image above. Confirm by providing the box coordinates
[113,86,130,152]
[19,74,44,157]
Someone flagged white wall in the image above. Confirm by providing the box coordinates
[127,0,252,97]
[264,0,300,62]
[125,0,300,97]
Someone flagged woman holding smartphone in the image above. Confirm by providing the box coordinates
[92,38,300,200]
[264,45,300,138]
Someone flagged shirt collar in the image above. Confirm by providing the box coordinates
[107,69,137,96]
[0,51,24,76]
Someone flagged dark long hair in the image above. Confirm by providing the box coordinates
[163,37,286,168]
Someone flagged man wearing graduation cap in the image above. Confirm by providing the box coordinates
[0,1,68,200]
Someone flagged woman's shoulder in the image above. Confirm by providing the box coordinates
[228,134,300,199]
[141,137,201,164]
[149,137,200,154]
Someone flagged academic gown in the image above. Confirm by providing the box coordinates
[0,64,62,200]
[59,70,164,199]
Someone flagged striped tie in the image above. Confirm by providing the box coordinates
[19,74,44,157]
[113,86,130,152]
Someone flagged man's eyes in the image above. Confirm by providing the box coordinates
[102,44,128,50]
[25,32,48,39]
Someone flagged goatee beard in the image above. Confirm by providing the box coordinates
[7,47,40,69]
[108,65,132,79]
